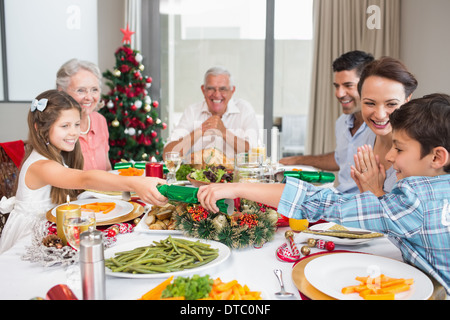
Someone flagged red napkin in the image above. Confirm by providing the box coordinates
[0,140,25,168]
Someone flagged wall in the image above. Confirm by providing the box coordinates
[400,0,450,97]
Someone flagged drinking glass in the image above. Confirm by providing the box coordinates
[165,151,182,184]
[63,210,96,250]
[234,152,263,183]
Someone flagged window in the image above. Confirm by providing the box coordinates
[160,0,266,136]
[1,0,98,102]
[159,0,313,158]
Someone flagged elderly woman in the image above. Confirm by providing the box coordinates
[56,59,111,171]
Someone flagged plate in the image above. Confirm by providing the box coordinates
[292,252,342,300]
[104,235,231,279]
[298,222,383,246]
[304,252,434,300]
[50,198,134,223]
[134,208,183,234]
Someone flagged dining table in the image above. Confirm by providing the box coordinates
[0,165,446,303]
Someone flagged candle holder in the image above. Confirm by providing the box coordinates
[56,202,81,246]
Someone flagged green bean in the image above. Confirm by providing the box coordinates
[172,240,203,261]
[182,254,219,269]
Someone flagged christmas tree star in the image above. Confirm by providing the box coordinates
[120,24,135,44]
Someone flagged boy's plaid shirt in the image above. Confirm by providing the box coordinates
[278,175,450,295]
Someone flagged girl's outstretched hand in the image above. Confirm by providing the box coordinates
[134,177,168,206]
[351,144,386,197]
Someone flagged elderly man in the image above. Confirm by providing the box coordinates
[280,50,375,193]
[163,67,259,165]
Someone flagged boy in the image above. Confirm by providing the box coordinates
[198,93,450,294]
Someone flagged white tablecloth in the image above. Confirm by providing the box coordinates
[0,224,402,300]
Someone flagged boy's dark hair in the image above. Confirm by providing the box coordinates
[390,93,450,173]
[332,50,374,77]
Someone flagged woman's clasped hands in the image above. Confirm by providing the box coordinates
[350,144,386,197]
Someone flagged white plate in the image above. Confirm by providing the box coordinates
[299,222,384,246]
[134,209,183,234]
[304,253,434,300]
[51,198,134,223]
[104,235,231,279]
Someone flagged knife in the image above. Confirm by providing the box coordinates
[306,229,372,235]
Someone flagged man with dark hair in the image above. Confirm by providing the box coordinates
[280,50,375,193]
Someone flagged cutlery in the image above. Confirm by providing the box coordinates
[121,191,131,202]
[307,229,372,235]
[273,269,294,298]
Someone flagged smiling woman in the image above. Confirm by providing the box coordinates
[355,57,418,193]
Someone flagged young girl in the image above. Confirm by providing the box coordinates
[0,90,167,253]
[198,94,450,294]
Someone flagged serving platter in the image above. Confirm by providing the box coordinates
[104,235,231,279]
[134,208,183,235]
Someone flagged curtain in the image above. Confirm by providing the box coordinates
[306,0,401,155]
[125,0,142,50]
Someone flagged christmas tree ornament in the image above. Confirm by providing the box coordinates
[315,239,326,249]
[300,245,311,256]
[325,241,335,251]
[134,100,142,109]
[144,104,151,112]
[112,119,120,127]
[113,69,121,77]
[306,238,317,247]
[120,24,135,44]
[106,101,114,109]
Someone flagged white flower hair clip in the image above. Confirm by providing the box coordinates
[31,98,48,112]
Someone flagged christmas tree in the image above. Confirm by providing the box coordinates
[100,25,166,166]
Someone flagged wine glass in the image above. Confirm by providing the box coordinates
[165,151,182,184]
[63,210,96,250]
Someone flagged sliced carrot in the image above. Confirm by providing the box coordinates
[363,293,395,300]
[342,285,360,294]
[139,276,174,300]
[380,284,411,294]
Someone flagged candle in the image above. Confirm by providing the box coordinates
[271,127,279,163]
[145,162,163,178]
[56,196,81,246]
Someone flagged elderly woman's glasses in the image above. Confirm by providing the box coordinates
[71,87,100,97]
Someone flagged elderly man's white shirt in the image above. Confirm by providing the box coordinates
[165,98,260,159]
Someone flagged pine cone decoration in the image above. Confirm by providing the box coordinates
[42,234,63,249]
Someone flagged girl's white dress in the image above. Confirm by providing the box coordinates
[0,150,55,254]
